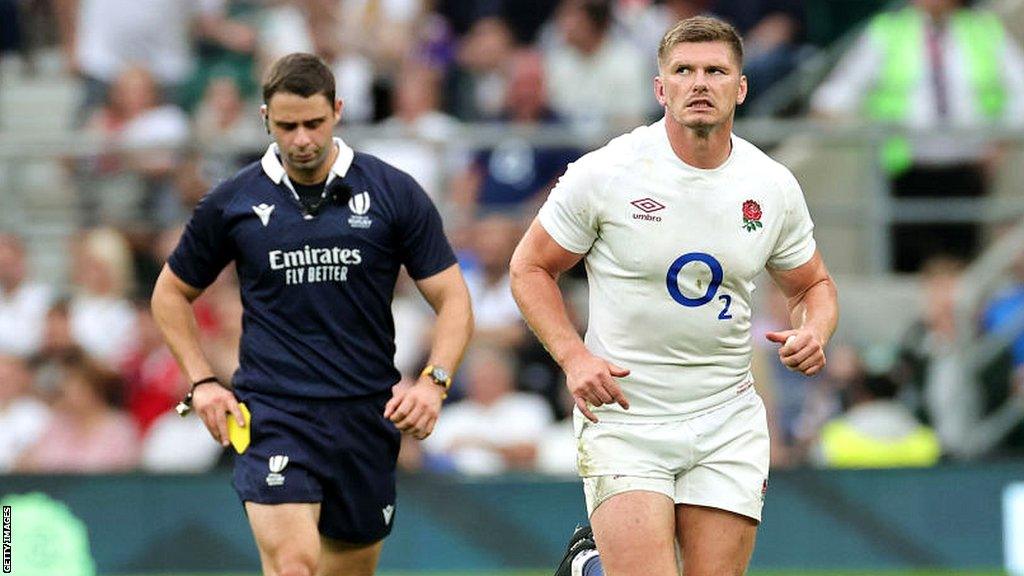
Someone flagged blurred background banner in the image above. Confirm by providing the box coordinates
[4,0,1024,574]
[1,465,1021,573]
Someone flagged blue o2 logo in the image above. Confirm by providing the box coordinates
[665,252,733,319]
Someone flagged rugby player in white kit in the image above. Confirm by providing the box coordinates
[510,15,839,576]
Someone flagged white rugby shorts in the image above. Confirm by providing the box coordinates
[574,388,770,521]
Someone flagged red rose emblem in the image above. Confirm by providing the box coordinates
[743,200,762,221]
[742,200,763,231]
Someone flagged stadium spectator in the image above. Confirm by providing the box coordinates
[423,346,553,474]
[0,233,54,358]
[811,0,1024,271]
[752,281,842,468]
[192,74,251,170]
[55,0,235,124]
[119,299,184,433]
[68,227,137,368]
[0,354,52,473]
[362,62,466,201]
[16,351,140,473]
[450,49,580,214]
[813,345,941,468]
[451,16,517,119]
[140,407,225,473]
[463,213,527,349]
[78,65,191,225]
[543,0,648,130]
[710,0,805,110]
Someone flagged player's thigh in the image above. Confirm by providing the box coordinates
[590,490,678,576]
[675,504,757,576]
[246,501,322,575]
[317,537,384,576]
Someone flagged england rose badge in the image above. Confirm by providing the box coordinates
[742,199,762,232]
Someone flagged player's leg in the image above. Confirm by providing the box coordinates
[589,489,678,576]
[317,537,384,576]
[675,504,757,576]
[246,502,322,576]
[673,390,770,576]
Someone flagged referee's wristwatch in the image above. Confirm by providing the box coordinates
[420,365,452,399]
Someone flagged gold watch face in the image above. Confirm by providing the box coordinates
[430,367,450,385]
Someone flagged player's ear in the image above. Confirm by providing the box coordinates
[654,75,666,106]
[736,74,748,106]
[260,104,270,134]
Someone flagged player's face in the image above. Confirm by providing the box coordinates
[264,92,341,174]
[655,41,746,133]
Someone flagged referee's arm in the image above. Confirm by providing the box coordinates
[152,264,244,446]
[385,263,473,439]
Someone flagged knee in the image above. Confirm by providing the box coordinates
[273,555,317,576]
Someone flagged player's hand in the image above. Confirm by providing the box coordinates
[766,329,826,376]
[385,377,445,440]
[563,350,630,423]
[192,382,245,447]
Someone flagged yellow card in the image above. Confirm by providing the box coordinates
[227,402,251,454]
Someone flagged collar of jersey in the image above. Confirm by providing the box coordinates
[260,137,354,188]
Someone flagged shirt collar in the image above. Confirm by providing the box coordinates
[260,136,355,185]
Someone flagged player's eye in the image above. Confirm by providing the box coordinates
[304,120,324,129]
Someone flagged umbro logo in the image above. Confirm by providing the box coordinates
[266,454,288,486]
[382,504,395,526]
[631,197,665,222]
[253,203,275,226]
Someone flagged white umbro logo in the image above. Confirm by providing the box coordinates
[382,504,395,526]
[253,203,275,226]
[266,454,288,486]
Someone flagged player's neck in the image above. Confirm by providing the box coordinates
[286,142,339,185]
[665,115,733,169]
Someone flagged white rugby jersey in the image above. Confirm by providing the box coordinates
[538,119,816,421]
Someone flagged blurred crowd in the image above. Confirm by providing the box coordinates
[1,0,1024,476]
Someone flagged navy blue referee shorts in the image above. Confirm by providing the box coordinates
[231,390,401,543]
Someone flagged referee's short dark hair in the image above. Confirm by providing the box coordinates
[262,53,336,105]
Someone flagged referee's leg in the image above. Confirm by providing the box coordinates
[318,537,384,576]
[245,502,322,576]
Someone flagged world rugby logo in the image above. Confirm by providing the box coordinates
[348,192,372,228]
[348,192,370,215]
[266,455,289,486]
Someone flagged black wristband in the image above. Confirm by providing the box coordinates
[176,376,222,417]
[190,376,220,390]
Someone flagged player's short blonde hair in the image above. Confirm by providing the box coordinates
[658,16,744,70]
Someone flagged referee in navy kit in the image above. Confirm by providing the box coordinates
[151,53,473,576]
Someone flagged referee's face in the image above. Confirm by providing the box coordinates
[656,41,746,135]
[265,92,342,180]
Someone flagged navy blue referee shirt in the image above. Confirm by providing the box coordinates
[168,138,457,399]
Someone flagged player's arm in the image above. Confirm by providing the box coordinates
[509,219,629,422]
[151,264,243,446]
[766,250,839,376]
[385,263,473,439]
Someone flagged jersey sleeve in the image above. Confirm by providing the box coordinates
[537,155,600,254]
[767,169,816,270]
[396,172,457,280]
[167,184,234,289]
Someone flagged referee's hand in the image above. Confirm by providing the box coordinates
[193,383,245,447]
[385,377,444,440]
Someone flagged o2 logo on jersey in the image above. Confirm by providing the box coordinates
[665,252,733,320]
